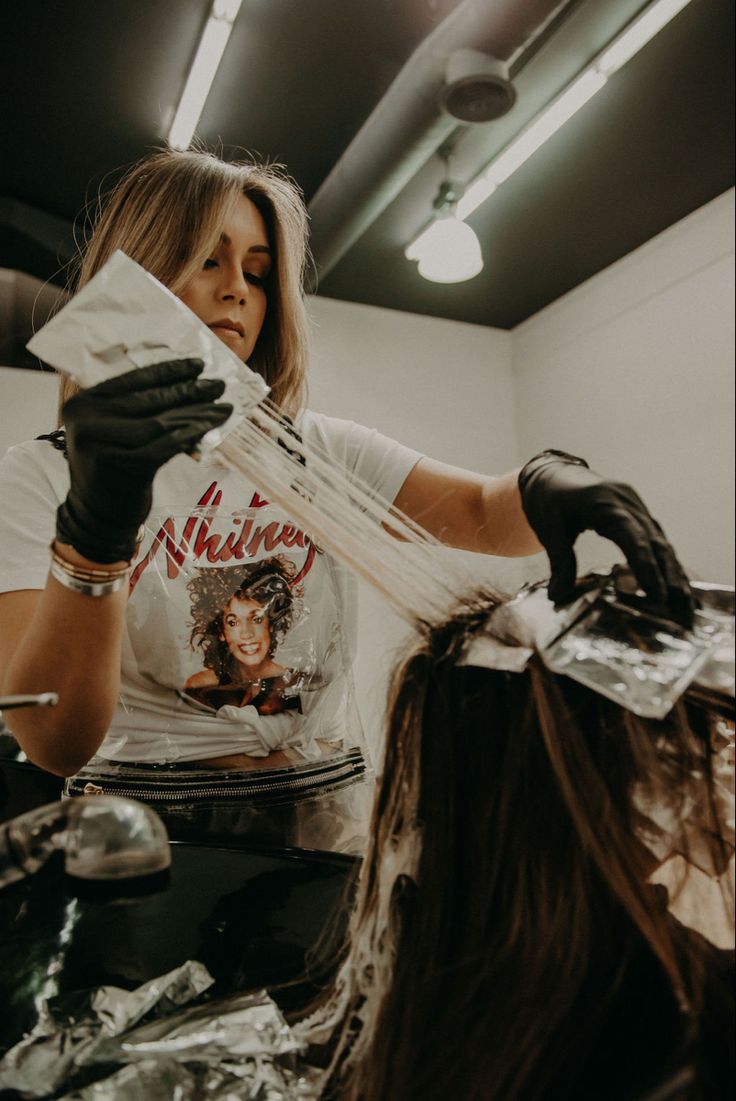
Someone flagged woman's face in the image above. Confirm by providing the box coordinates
[220,595,272,669]
[179,193,271,363]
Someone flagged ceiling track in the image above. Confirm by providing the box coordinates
[306,0,572,285]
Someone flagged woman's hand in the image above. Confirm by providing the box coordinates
[58,359,232,563]
[518,450,695,627]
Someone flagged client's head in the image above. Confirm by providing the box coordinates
[317,586,733,1101]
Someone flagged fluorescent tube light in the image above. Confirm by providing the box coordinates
[487,70,607,187]
[597,0,693,76]
[168,0,243,152]
[406,0,695,256]
[456,176,497,221]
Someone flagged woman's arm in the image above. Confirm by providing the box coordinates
[0,547,129,776]
[393,450,694,625]
[392,457,543,557]
[0,361,233,775]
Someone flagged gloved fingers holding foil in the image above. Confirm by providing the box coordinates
[76,358,230,418]
[86,403,232,462]
[588,493,695,626]
[58,358,233,564]
[518,449,696,628]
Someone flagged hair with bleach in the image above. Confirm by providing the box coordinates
[56,148,310,423]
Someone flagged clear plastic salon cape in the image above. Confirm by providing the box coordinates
[13,252,422,853]
[83,446,381,853]
[80,430,415,852]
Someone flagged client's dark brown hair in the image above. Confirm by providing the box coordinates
[319,594,734,1101]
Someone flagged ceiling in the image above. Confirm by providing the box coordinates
[1,0,733,371]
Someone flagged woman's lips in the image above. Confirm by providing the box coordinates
[210,324,244,342]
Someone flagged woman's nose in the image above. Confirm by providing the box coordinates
[216,261,249,303]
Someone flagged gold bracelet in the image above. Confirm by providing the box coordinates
[50,545,131,582]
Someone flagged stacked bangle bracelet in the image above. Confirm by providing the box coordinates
[49,544,132,598]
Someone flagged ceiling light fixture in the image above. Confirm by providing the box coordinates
[168,0,243,152]
[406,0,695,262]
[407,174,484,284]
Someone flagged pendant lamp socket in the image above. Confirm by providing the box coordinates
[441,49,516,123]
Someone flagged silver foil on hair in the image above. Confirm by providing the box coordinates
[26,251,269,456]
[460,570,735,720]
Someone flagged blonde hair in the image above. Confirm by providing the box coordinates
[57,148,311,423]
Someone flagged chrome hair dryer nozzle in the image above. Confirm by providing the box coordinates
[0,796,171,894]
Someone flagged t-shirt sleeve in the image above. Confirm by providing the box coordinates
[0,441,66,592]
[301,411,423,506]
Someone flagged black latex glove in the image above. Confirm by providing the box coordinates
[57,359,232,563]
[518,450,695,627]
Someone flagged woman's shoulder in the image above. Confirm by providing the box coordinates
[184,668,219,689]
[299,409,417,460]
[0,433,69,494]
[298,408,423,493]
[2,431,67,462]
[298,408,359,442]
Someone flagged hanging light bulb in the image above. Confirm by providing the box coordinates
[406,177,484,284]
[415,214,483,283]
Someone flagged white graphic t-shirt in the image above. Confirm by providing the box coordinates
[0,411,421,766]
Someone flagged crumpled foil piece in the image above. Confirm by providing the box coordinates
[55,1055,322,1100]
[461,570,735,720]
[0,959,322,1100]
[88,990,300,1063]
[26,250,269,456]
[0,960,213,1096]
[633,718,735,878]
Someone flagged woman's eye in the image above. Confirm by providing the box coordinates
[203,258,218,270]
[244,271,266,287]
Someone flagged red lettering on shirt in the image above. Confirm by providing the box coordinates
[129,481,318,592]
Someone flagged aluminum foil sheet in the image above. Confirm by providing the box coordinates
[0,960,321,1099]
[55,1056,321,1100]
[461,570,735,720]
[543,597,712,720]
[89,990,300,1063]
[633,717,735,878]
[0,960,213,1096]
[26,250,269,457]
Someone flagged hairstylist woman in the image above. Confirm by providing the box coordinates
[0,150,694,838]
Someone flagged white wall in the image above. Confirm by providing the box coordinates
[0,268,64,456]
[0,365,58,456]
[512,189,735,586]
[306,295,516,468]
